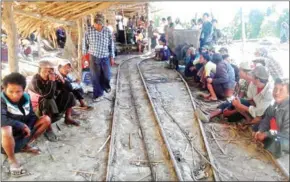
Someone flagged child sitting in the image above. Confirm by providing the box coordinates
[135,30,144,53]
[155,35,171,61]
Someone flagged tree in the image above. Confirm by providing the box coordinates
[276,8,289,37]
[247,9,265,38]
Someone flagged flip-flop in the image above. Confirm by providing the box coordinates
[196,108,210,123]
[21,146,41,155]
[10,166,31,178]
[203,97,218,102]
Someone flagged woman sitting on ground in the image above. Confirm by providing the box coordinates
[27,60,80,142]
[201,53,236,101]
[1,73,51,177]
[184,47,196,65]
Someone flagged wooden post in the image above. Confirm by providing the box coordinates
[121,7,127,45]
[77,19,83,78]
[3,2,19,72]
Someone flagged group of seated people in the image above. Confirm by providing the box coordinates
[1,59,92,177]
[183,45,289,159]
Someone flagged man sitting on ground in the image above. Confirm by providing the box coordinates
[253,78,289,158]
[27,60,80,142]
[184,46,208,81]
[1,73,51,177]
[57,59,93,110]
[201,53,236,101]
[198,52,216,89]
[198,65,273,125]
[237,61,254,98]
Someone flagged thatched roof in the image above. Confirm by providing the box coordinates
[2,1,147,42]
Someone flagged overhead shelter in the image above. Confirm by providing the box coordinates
[1,1,149,73]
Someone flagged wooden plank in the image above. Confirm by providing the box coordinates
[62,2,101,20]
[14,9,76,26]
[3,2,19,72]
[70,2,118,20]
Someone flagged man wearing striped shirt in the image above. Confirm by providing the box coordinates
[83,13,115,102]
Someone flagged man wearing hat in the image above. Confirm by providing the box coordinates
[28,60,80,141]
[198,65,273,125]
[57,59,93,110]
[82,13,115,102]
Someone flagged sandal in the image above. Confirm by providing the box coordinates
[203,97,218,102]
[21,145,41,154]
[10,165,31,178]
[44,130,58,142]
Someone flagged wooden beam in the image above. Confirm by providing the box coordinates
[14,9,76,26]
[70,2,118,20]
[3,2,19,72]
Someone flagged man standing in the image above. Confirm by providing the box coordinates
[82,13,115,102]
[200,13,213,48]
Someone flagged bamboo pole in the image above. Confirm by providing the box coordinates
[121,7,127,45]
[77,19,83,78]
[3,2,19,72]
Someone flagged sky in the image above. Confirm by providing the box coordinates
[151,1,289,28]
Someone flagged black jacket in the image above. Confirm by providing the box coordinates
[1,92,37,131]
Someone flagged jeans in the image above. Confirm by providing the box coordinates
[217,98,252,122]
[89,55,111,98]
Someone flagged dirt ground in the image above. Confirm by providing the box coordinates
[1,55,135,181]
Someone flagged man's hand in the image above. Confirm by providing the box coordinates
[207,78,213,84]
[55,74,65,83]
[23,124,31,138]
[254,131,267,142]
[48,73,56,81]
[189,66,196,71]
[110,57,115,66]
[232,98,240,107]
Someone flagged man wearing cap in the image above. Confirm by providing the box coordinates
[28,60,79,141]
[198,65,273,124]
[253,47,284,80]
[252,78,289,158]
[82,13,115,102]
[57,59,93,110]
